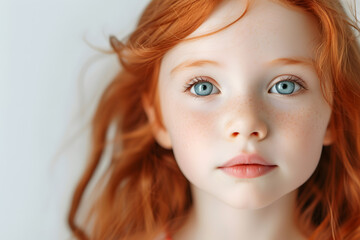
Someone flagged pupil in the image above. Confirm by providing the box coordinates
[275,81,295,95]
[194,82,213,96]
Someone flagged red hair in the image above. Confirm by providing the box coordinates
[68,0,360,239]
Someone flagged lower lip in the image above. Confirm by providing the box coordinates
[219,164,277,178]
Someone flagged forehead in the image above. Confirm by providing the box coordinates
[161,0,320,72]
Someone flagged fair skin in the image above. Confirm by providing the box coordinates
[145,0,333,239]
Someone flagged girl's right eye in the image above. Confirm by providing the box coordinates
[184,77,220,97]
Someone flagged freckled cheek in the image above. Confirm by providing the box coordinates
[164,103,218,149]
[161,98,220,175]
[272,107,330,172]
[275,107,329,143]
[273,111,311,140]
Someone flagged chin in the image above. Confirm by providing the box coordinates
[216,192,276,210]
[227,200,273,210]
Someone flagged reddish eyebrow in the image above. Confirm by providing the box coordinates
[170,57,314,76]
[266,57,315,67]
[170,60,221,75]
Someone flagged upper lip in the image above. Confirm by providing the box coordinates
[218,153,276,168]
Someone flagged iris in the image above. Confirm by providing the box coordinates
[275,81,295,94]
[194,82,214,96]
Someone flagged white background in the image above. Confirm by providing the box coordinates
[0,0,358,239]
[1,0,149,239]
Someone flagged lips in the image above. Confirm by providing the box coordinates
[218,153,277,178]
[219,153,274,167]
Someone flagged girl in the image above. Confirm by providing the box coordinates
[68,0,360,239]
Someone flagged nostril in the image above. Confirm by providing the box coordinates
[251,132,259,137]
[231,132,239,137]
[230,131,261,138]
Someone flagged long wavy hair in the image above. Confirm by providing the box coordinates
[68,0,360,239]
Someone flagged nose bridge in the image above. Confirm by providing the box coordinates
[224,94,268,141]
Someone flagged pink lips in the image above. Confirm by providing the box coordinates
[218,153,277,178]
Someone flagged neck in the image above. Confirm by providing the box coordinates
[173,187,305,240]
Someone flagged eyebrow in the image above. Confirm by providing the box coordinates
[170,57,314,76]
[170,60,221,76]
[266,57,315,67]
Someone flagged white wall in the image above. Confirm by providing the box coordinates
[0,0,359,239]
[0,1,149,239]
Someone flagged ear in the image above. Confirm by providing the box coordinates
[142,95,172,149]
[323,121,333,146]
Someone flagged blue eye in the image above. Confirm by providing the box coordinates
[186,77,220,96]
[192,82,213,96]
[269,78,304,95]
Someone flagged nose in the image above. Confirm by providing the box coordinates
[225,98,268,142]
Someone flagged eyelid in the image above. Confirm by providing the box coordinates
[183,76,221,94]
[268,75,308,94]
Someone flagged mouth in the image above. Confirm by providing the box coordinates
[218,153,277,178]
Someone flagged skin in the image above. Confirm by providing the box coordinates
[144,0,333,239]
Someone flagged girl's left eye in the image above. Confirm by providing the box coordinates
[269,77,305,95]
[185,77,220,96]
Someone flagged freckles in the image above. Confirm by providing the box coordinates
[272,107,320,140]
[272,107,325,174]
[166,103,217,148]
[273,111,299,138]
[165,103,220,178]
[186,110,217,139]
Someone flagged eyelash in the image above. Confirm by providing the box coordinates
[270,75,307,94]
[183,75,307,97]
[183,76,214,91]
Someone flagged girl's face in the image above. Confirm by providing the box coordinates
[151,0,332,209]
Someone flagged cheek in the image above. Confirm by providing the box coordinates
[161,97,221,176]
[161,91,221,147]
[272,105,331,177]
[166,107,214,145]
[274,106,329,145]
